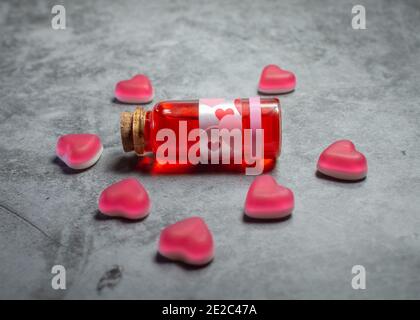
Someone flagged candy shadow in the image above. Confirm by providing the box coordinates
[154,252,213,270]
[51,156,90,175]
[257,89,295,96]
[111,97,153,105]
[94,210,147,224]
[315,171,367,183]
[242,213,292,224]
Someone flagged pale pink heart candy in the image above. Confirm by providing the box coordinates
[317,140,368,180]
[114,74,154,104]
[258,64,296,94]
[245,175,294,219]
[158,217,214,266]
[56,133,103,170]
[98,178,150,220]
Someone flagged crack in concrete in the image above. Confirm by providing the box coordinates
[0,201,66,248]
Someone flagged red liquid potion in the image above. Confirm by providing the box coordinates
[120,97,281,174]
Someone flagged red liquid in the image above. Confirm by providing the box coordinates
[138,98,281,174]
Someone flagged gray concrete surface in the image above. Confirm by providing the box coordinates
[0,0,420,299]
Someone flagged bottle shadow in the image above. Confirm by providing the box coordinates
[108,154,140,173]
[108,154,276,176]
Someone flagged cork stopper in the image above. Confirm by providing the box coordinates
[120,107,147,155]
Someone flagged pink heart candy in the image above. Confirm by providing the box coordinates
[258,64,296,94]
[98,178,150,220]
[245,175,294,219]
[115,74,154,104]
[56,133,103,170]
[317,140,367,180]
[158,217,214,266]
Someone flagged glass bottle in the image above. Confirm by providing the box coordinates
[120,97,281,174]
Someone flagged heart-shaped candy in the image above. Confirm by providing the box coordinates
[56,133,103,170]
[317,140,367,180]
[115,74,154,104]
[245,175,294,219]
[258,64,296,94]
[158,217,214,266]
[98,178,150,220]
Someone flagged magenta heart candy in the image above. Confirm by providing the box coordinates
[317,140,367,180]
[56,133,103,170]
[158,217,214,266]
[98,178,150,220]
[115,74,154,104]
[258,64,296,94]
[245,175,294,219]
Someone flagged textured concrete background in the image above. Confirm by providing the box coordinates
[0,0,419,299]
